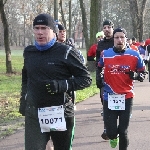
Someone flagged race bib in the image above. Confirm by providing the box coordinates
[38,105,66,133]
[108,94,125,110]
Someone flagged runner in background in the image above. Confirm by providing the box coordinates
[138,40,146,60]
[127,38,139,51]
[132,37,140,47]
[57,23,86,112]
[87,31,104,61]
[57,24,85,64]
[96,19,114,140]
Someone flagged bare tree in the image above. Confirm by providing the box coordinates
[90,0,99,46]
[128,0,148,40]
[54,0,58,20]
[98,0,102,31]
[59,0,66,28]
[0,0,12,74]
[68,0,71,38]
[79,0,89,51]
[87,0,99,72]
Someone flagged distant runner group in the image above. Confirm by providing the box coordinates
[88,19,148,149]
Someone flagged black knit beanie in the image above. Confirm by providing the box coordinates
[113,27,127,37]
[132,37,136,41]
[57,24,66,30]
[33,13,56,33]
[103,19,114,27]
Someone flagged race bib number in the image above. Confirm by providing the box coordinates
[108,94,125,110]
[38,105,66,133]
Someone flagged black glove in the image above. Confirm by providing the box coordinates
[96,81,104,89]
[96,66,104,88]
[45,80,69,94]
[125,70,137,80]
[144,60,148,65]
[96,77,104,88]
[125,70,146,82]
[19,96,26,116]
[137,71,148,82]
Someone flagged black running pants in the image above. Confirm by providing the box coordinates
[103,98,133,150]
[25,106,75,150]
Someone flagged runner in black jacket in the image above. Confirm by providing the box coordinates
[19,13,92,150]
[96,19,114,140]
[96,37,114,90]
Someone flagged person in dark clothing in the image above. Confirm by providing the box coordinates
[138,40,146,59]
[145,44,150,81]
[56,23,66,43]
[66,37,85,65]
[131,36,140,47]
[19,13,92,150]
[56,24,85,65]
[98,27,146,149]
[96,19,114,140]
[56,24,85,112]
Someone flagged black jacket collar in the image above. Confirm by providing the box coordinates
[113,46,125,53]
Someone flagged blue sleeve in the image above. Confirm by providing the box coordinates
[137,53,145,70]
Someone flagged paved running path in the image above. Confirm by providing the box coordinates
[0,79,150,150]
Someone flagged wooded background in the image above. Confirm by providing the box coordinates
[0,0,150,73]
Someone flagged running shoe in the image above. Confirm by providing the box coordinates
[101,131,109,140]
[109,137,119,148]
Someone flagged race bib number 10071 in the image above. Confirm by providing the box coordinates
[38,105,66,133]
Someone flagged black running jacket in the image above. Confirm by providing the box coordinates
[20,42,92,117]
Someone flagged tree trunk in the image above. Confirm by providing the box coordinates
[138,0,147,41]
[87,0,99,72]
[54,0,58,20]
[98,0,102,31]
[0,0,13,74]
[128,0,147,41]
[128,0,139,39]
[79,0,89,52]
[90,0,99,47]
[68,0,71,38]
[87,61,96,72]
[59,0,66,29]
